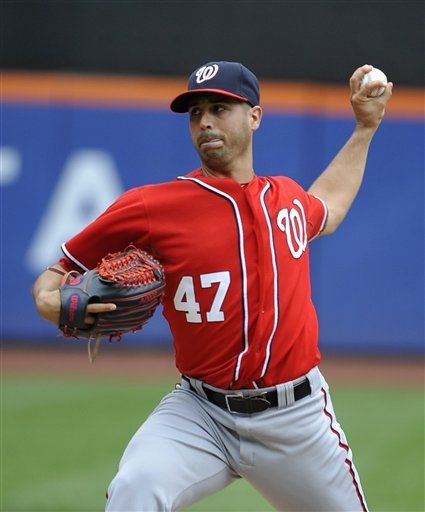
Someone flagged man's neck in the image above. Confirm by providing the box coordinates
[201,162,255,184]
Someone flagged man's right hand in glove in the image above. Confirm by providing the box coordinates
[33,265,116,325]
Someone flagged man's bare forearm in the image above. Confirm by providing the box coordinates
[308,64,392,235]
[32,267,65,323]
[308,126,375,234]
[33,265,116,325]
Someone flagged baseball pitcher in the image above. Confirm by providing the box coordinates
[33,61,392,511]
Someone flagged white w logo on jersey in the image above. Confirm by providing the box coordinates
[277,199,307,259]
[195,64,219,83]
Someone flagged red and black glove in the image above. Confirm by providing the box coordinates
[59,245,165,342]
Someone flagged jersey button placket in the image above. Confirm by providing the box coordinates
[246,184,275,378]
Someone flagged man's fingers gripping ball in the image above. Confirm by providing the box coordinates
[360,66,388,97]
[350,64,373,93]
[351,64,392,98]
[58,245,166,352]
[349,64,393,129]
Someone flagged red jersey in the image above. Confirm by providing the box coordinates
[61,169,327,389]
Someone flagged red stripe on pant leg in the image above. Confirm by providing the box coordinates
[321,387,368,512]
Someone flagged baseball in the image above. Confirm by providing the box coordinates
[360,67,388,97]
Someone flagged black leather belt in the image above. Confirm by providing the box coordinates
[182,376,311,414]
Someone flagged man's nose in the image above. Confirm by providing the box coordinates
[199,111,213,130]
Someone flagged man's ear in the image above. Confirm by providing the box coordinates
[250,106,262,131]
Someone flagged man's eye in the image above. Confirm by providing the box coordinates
[214,105,225,112]
[189,108,200,116]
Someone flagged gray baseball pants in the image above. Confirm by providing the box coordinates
[106,367,368,511]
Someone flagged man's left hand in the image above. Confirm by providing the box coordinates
[350,64,393,131]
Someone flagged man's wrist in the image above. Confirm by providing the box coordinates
[353,123,378,140]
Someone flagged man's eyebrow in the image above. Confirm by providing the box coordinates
[188,98,232,108]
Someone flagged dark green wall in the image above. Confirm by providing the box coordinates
[1,0,423,85]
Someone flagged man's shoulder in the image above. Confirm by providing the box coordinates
[136,170,201,194]
[266,175,306,192]
[131,169,206,206]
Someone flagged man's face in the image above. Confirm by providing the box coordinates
[188,94,261,170]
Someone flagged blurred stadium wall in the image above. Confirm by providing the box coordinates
[1,1,423,353]
[1,0,424,85]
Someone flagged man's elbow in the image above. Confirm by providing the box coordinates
[321,206,346,235]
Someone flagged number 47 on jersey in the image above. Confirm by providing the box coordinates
[173,271,230,323]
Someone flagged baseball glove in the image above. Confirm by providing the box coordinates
[59,245,165,362]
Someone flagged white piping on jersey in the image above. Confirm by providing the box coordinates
[309,195,328,241]
[259,181,279,378]
[61,243,89,272]
[177,176,249,382]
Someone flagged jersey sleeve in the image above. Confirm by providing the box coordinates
[56,256,81,273]
[61,187,150,271]
[304,192,328,241]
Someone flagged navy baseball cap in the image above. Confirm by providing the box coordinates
[170,61,260,113]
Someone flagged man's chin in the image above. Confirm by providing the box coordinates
[201,149,222,160]
[199,149,229,165]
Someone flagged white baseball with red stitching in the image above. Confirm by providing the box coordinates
[360,67,388,97]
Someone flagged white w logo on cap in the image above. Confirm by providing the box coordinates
[195,64,219,83]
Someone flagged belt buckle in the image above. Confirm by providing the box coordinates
[225,391,271,414]
[224,392,244,413]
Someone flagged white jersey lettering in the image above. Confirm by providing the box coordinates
[277,199,307,259]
